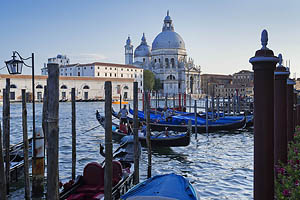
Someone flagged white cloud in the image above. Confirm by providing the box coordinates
[69,53,107,63]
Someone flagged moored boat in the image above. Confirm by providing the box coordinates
[121,173,200,200]
[96,111,191,147]
[112,108,246,133]
[59,136,139,200]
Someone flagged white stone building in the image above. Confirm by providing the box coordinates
[0,74,134,102]
[41,58,144,94]
[41,54,70,75]
[125,11,201,95]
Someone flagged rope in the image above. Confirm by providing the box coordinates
[80,124,101,134]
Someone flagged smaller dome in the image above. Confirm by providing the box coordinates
[134,33,151,58]
[134,44,151,57]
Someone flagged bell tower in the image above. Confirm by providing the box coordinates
[125,36,133,65]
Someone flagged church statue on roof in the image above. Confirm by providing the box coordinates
[124,11,201,96]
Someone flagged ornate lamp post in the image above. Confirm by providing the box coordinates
[5,52,38,195]
[5,52,35,139]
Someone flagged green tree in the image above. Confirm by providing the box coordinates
[143,70,155,91]
[153,78,162,91]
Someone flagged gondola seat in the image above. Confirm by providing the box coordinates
[67,161,123,200]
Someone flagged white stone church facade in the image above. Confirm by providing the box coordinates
[125,11,201,96]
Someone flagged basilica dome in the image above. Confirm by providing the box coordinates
[134,33,151,58]
[152,31,185,50]
[152,11,186,51]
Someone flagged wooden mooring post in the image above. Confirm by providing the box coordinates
[71,88,76,180]
[205,96,209,133]
[249,30,278,199]
[104,81,113,200]
[274,55,289,165]
[47,63,60,200]
[145,91,152,179]
[22,89,31,199]
[194,100,198,139]
[3,78,10,194]
[0,121,6,199]
[42,85,48,148]
[133,82,139,184]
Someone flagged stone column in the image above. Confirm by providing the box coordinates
[249,30,278,200]
[274,54,289,165]
[287,78,295,142]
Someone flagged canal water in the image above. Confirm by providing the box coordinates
[2,101,253,199]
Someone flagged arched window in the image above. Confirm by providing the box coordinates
[83,85,90,89]
[154,59,157,63]
[123,86,129,90]
[165,58,169,67]
[36,85,43,89]
[10,84,17,89]
[167,75,176,80]
[61,85,67,89]
[171,58,175,68]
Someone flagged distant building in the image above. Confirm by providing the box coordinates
[41,54,70,75]
[0,74,134,102]
[232,70,254,87]
[41,55,144,95]
[200,74,232,96]
[201,70,254,97]
[125,11,201,96]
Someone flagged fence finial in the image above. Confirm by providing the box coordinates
[261,29,268,50]
[278,54,283,66]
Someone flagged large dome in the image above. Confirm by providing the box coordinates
[152,31,185,50]
[151,11,185,51]
[134,33,151,58]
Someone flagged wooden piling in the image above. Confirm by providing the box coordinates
[189,94,192,113]
[211,96,215,120]
[178,93,181,111]
[71,88,76,180]
[104,81,113,200]
[227,96,230,115]
[216,96,220,119]
[205,96,209,133]
[194,100,197,139]
[42,85,48,148]
[249,30,278,200]
[3,78,10,194]
[120,94,122,111]
[22,89,31,199]
[165,93,167,108]
[274,64,289,165]
[133,82,139,184]
[0,121,7,199]
[173,94,175,108]
[47,63,60,200]
[145,91,152,179]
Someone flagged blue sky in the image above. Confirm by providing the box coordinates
[0,0,299,77]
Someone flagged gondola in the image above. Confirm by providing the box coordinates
[112,108,246,133]
[121,173,200,200]
[4,138,33,183]
[59,136,138,200]
[96,111,191,147]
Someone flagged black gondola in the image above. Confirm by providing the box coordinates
[111,108,246,133]
[96,112,191,147]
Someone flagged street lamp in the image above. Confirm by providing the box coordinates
[5,51,36,154]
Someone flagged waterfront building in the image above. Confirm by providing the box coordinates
[41,56,144,95]
[200,74,232,96]
[125,11,201,96]
[41,54,70,75]
[201,70,254,97]
[0,74,134,102]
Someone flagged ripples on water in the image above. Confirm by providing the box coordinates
[1,102,253,199]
